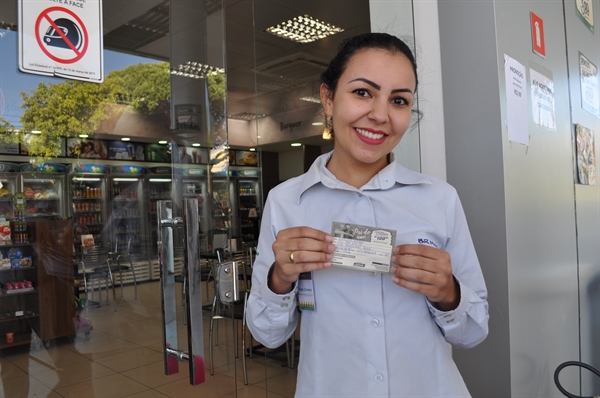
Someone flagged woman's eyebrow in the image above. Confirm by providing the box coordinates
[349,78,413,95]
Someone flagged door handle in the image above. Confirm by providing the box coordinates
[157,199,205,386]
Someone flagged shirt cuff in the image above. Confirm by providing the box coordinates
[259,268,298,311]
[426,278,469,325]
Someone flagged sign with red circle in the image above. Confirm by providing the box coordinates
[35,7,89,64]
[18,0,103,83]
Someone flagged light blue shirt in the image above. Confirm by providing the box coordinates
[247,152,489,397]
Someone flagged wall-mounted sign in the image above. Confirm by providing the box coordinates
[504,55,529,145]
[530,12,546,58]
[530,68,556,130]
[108,141,145,161]
[579,52,599,117]
[18,0,104,83]
[576,0,594,33]
[66,138,107,159]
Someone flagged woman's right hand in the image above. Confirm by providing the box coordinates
[268,227,335,294]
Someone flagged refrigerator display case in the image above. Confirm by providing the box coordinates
[146,167,175,259]
[19,164,67,219]
[69,164,111,258]
[109,166,149,261]
[209,175,236,252]
[237,170,261,247]
[178,167,209,252]
[0,163,20,220]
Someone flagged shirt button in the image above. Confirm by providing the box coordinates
[357,193,362,197]
[283,296,290,301]
[370,271,378,277]
[281,303,288,308]
[370,318,380,327]
[374,373,384,382]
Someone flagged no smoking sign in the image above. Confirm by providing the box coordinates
[19,0,103,83]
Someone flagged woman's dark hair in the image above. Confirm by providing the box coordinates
[320,32,418,95]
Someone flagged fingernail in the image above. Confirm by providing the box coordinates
[326,254,332,260]
[392,276,400,283]
[323,262,331,268]
[391,265,397,274]
[328,244,336,252]
[325,234,334,242]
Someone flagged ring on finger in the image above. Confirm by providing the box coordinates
[289,251,295,263]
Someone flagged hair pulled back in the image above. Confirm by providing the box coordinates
[320,32,418,95]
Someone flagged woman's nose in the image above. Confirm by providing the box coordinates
[368,99,389,124]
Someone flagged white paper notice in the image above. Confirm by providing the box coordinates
[530,68,556,130]
[504,55,529,145]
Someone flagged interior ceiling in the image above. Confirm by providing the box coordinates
[1,0,370,152]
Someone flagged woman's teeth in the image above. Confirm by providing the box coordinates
[356,128,384,140]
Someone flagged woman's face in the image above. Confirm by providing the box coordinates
[321,48,416,168]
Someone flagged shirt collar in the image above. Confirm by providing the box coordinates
[296,151,432,204]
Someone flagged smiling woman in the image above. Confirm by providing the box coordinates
[246,33,489,398]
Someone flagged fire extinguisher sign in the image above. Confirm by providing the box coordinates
[18,0,104,83]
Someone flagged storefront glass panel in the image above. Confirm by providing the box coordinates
[0,0,417,395]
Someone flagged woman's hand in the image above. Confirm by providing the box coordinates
[269,227,335,294]
[391,244,460,311]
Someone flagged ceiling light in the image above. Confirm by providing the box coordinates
[300,95,322,104]
[31,130,42,134]
[79,134,89,138]
[229,112,267,121]
[291,143,302,147]
[266,14,344,43]
[249,148,256,152]
[312,122,323,126]
[158,140,168,144]
[169,61,225,79]
[121,137,131,141]
[192,143,201,147]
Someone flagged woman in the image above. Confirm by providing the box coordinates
[246,32,489,397]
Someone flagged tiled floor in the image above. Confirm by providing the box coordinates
[0,281,297,397]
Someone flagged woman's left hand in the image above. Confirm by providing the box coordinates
[391,244,460,311]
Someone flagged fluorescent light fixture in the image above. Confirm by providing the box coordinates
[170,61,225,79]
[229,112,267,121]
[158,140,168,144]
[79,134,89,138]
[300,95,322,104]
[312,122,323,126]
[192,143,201,147]
[73,177,101,182]
[265,14,344,43]
[113,178,138,182]
[291,143,302,147]
[149,178,172,182]
[31,130,42,134]
[249,148,256,152]
[121,137,131,141]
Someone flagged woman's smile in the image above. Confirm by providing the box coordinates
[355,127,388,143]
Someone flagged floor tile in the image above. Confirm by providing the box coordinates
[54,373,148,398]
[153,372,236,398]
[123,388,170,397]
[121,360,189,388]
[31,361,115,390]
[93,346,163,373]
[0,373,62,398]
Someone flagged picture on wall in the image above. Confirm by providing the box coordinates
[146,144,172,162]
[66,138,107,159]
[575,124,596,185]
[175,146,207,164]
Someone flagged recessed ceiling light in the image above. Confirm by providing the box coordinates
[121,137,131,141]
[79,134,89,138]
[169,61,225,79]
[266,14,344,43]
[312,122,323,126]
[249,148,256,152]
[31,130,42,134]
[192,143,201,147]
[291,143,302,147]
[158,140,168,144]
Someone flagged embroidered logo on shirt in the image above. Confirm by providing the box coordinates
[417,238,438,248]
